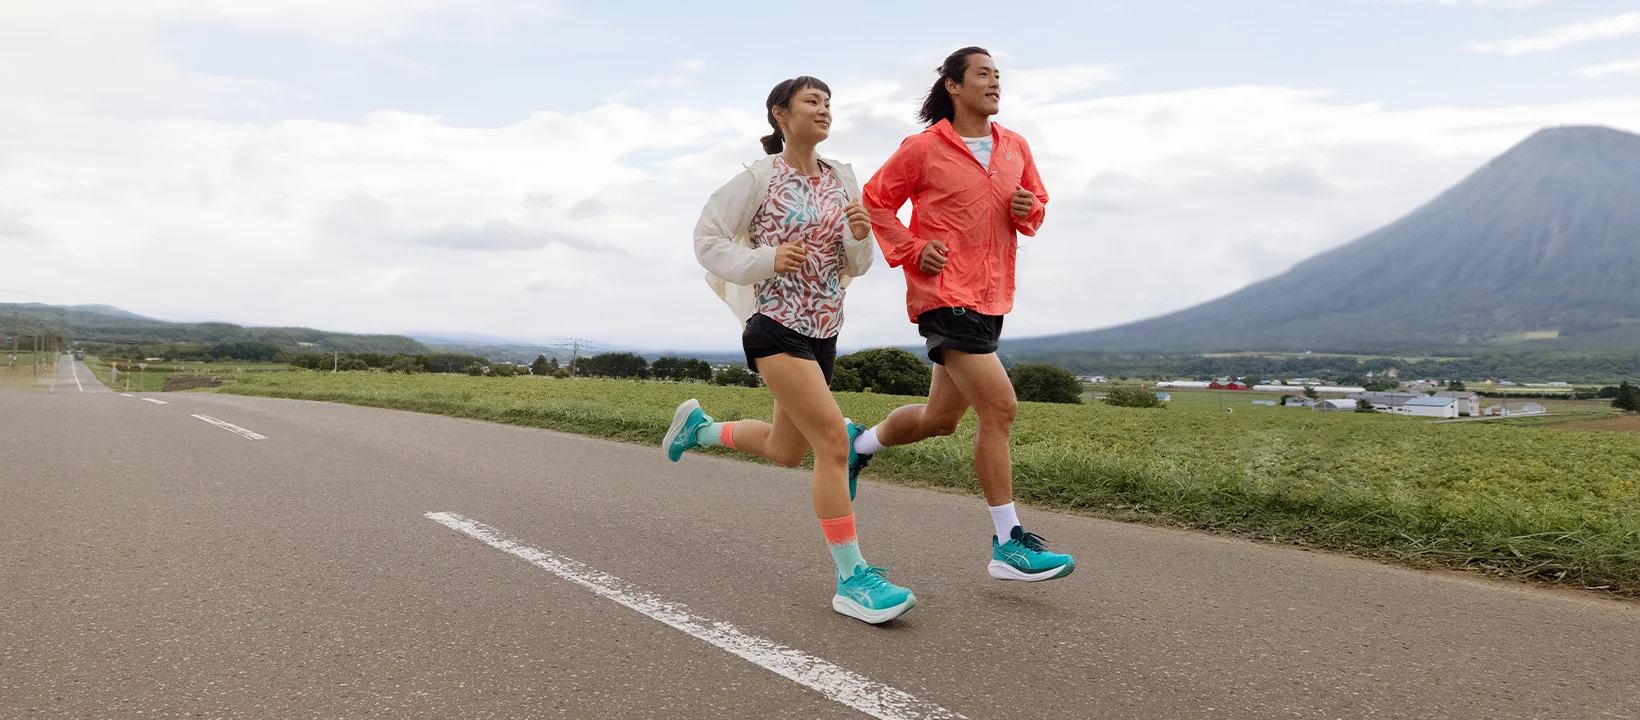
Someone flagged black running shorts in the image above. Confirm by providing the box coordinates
[743,313,838,386]
[917,307,1004,365]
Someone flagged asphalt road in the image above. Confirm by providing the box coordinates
[2,358,1637,719]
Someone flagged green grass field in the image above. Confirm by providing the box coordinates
[83,357,293,393]
[214,370,1640,595]
[0,352,57,388]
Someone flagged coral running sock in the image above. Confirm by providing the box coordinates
[819,515,867,579]
[694,421,737,448]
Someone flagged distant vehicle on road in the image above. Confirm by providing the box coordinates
[73,351,84,360]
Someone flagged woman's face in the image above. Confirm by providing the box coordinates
[775,86,832,147]
[949,54,1001,118]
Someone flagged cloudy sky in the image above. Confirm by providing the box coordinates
[3,0,1639,351]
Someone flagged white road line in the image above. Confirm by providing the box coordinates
[143,398,168,405]
[191,414,267,441]
[425,512,965,720]
[120,393,134,397]
[69,361,83,393]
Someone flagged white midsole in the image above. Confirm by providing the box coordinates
[987,559,1071,582]
[663,399,700,454]
[832,593,916,624]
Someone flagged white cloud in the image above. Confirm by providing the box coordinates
[0,209,50,246]
[1466,11,1640,55]
[1005,65,1121,105]
[631,76,693,89]
[679,60,707,73]
[7,6,1640,350]
[21,0,555,46]
[1577,58,1640,78]
[1381,0,1560,6]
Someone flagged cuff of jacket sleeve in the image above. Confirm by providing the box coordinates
[744,245,779,283]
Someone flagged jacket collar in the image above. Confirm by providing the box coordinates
[929,118,1010,147]
[745,152,851,174]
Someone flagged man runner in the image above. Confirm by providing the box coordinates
[853,46,1074,582]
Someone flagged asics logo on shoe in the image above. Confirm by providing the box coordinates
[1000,548,1031,566]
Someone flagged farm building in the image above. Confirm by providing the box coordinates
[1154,393,1172,402]
[1259,384,1365,394]
[1283,395,1318,407]
[1401,395,1459,418]
[1156,381,1210,389]
[1349,392,1423,412]
[1208,381,1249,390]
[1434,391,1481,416]
[1251,400,1277,406]
[1313,399,1359,412]
[1484,402,1547,417]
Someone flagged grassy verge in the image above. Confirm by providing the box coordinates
[0,352,56,389]
[217,371,1640,595]
[83,357,291,393]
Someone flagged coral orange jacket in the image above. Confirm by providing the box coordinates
[863,119,1047,322]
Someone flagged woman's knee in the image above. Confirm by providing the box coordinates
[772,449,807,468]
[809,426,850,466]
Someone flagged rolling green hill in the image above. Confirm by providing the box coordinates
[1,303,428,354]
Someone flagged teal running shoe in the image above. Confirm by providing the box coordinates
[663,399,713,462]
[832,565,916,624]
[845,419,872,501]
[988,526,1076,582]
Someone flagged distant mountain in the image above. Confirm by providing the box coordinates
[1007,126,1640,355]
[1,303,428,354]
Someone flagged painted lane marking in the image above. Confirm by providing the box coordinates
[120,393,134,397]
[69,361,83,392]
[143,398,168,405]
[425,512,964,720]
[190,414,266,441]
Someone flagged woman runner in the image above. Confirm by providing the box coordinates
[662,76,916,624]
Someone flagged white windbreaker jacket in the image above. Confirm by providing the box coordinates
[693,154,875,325]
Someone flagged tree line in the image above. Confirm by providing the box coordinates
[276,346,1092,404]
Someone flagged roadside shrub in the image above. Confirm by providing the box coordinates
[385,355,423,374]
[651,356,714,382]
[834,348,931,396]
[1614,381,1640,413]
[831,365,866,393]
[1104,386,1162,408]
[338,358,369,372]
[712,365,761,388]
[1010,363,1083,404]
[578,352,651,379]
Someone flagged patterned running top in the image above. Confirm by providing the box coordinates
[750,156,849,339]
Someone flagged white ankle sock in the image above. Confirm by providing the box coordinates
[989,502,1020,541]
[853,427,885,455]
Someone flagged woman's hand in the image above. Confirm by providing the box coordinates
[775,243,808,274]
[845,200,871,241]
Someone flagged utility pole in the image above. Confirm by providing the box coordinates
[334,350,339,373]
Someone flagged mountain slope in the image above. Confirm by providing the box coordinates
[1,303,428,354]
[1009,126,1640,354]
